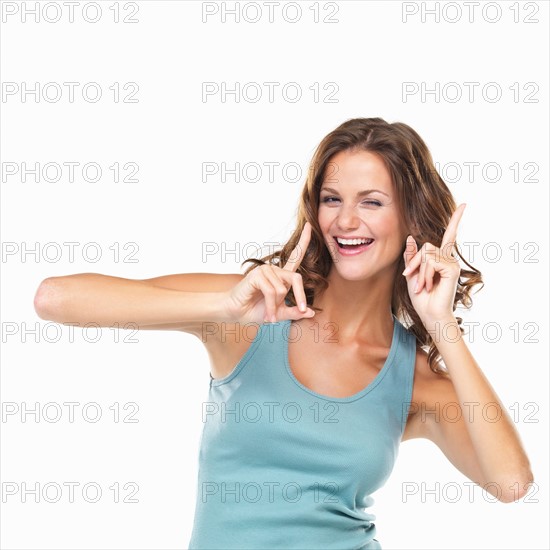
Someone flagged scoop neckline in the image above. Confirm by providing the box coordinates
[282,315,401,403]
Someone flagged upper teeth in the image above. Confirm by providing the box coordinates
[336,237,373,245]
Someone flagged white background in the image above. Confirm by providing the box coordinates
[1,1,548,549]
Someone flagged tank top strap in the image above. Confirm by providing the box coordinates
[380,318,417,433]
[208,320,285,388]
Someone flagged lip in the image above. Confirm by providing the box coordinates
[332,236,375,256]
[333,235,372,240]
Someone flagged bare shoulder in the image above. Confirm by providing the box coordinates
[140,272,256,379]
[137,271,253,378]
[402,343,454,441]
[198,321,262,380]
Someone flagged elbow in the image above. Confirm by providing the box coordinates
[495,471,535,503]
[34,277,63,320]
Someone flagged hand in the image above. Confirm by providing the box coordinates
[221,222,316,325]
[402,204,466,327]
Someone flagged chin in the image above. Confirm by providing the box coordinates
[333,267,374,281]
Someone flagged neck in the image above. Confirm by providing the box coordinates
[313,264,398,345]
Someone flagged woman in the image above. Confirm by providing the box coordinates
[34,117,534,549]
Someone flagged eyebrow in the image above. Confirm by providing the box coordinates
[320,186,389,198]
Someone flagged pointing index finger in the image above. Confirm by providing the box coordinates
[441,203,466,257]
[283,221,312,272]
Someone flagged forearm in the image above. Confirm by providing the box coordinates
[34,273,228,327]
[428,316,533,491]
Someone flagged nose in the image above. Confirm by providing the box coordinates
[336,203,361,231]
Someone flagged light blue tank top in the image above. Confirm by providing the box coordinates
[188,314,416,549]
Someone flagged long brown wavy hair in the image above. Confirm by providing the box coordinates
[241,117,484,376]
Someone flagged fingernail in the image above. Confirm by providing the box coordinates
[414,283,419,293]
[299,301,306,312]
[402,267,410,275]
[271,314,277,323]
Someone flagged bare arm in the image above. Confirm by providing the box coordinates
[132,272,245,331]
[33,272,244,333]
[404,323,534,504]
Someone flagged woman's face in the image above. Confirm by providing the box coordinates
[318,149,408,281]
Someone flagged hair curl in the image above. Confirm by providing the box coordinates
[241,117,484,376]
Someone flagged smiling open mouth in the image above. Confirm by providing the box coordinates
[334,237,375,250]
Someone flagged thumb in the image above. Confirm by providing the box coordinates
[282,305,316,321]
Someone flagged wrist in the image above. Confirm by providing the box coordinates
[422,314,461,344]
[218,290,239,323]
[178,291,232,323]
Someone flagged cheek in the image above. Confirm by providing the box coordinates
[317,209,331,231]
[375,210,402,234]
